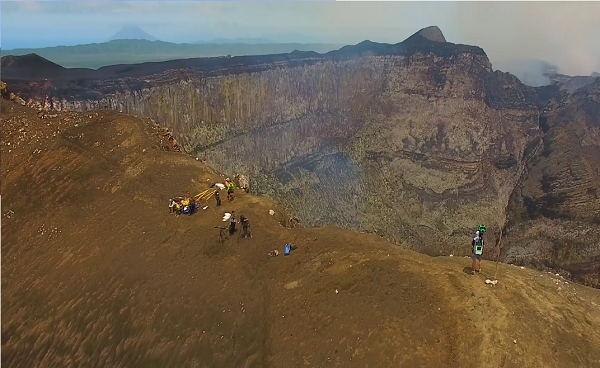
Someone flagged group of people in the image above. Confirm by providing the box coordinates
[212,178,235,207]
[171,178,487,264]
[168,192,199,216]
[227,210,252,239]
[168,179,253,241]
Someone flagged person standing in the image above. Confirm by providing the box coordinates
[229,211,237,235]
[189,197,196,215]
[215,190,221,207]
[227,181,235,202]
[471,224,486,274]
[240,215,252,239]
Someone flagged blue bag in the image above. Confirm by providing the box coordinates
[284,244,291,256]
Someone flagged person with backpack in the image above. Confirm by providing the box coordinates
[471,224,486,274]
[240,215,252,239]
[227,181,235,202]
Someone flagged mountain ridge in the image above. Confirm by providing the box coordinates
[1,39,345,70]
[1,27,488,81]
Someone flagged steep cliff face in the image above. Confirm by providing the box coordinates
[504,79,600,286]
[0,28,555,259]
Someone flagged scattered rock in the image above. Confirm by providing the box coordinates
[9,92,26,106]
[284,281,299,290]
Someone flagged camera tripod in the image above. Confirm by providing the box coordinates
[215,226,227,246]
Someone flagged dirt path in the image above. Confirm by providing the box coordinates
[2,100,600,368]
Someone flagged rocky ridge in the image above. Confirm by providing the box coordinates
[1,81,27,106]
[2,26,599,286]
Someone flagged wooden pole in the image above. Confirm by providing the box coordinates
[494,228,503,280]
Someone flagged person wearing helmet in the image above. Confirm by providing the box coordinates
[227,180,235,202]
[471,224,486,274]
[240,214,252,239]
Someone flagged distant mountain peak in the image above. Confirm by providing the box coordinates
[109,25,157,42]
[404,26,447,44]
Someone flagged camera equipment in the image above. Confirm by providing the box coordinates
[215,226,227,246]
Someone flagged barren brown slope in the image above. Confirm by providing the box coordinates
[2,100,600,368]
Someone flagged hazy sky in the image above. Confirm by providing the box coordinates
[2,1,599,76]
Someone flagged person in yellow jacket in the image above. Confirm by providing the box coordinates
[227,181,235,202]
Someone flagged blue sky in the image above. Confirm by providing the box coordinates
[1,1,599,75]
[1,1,464,46]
